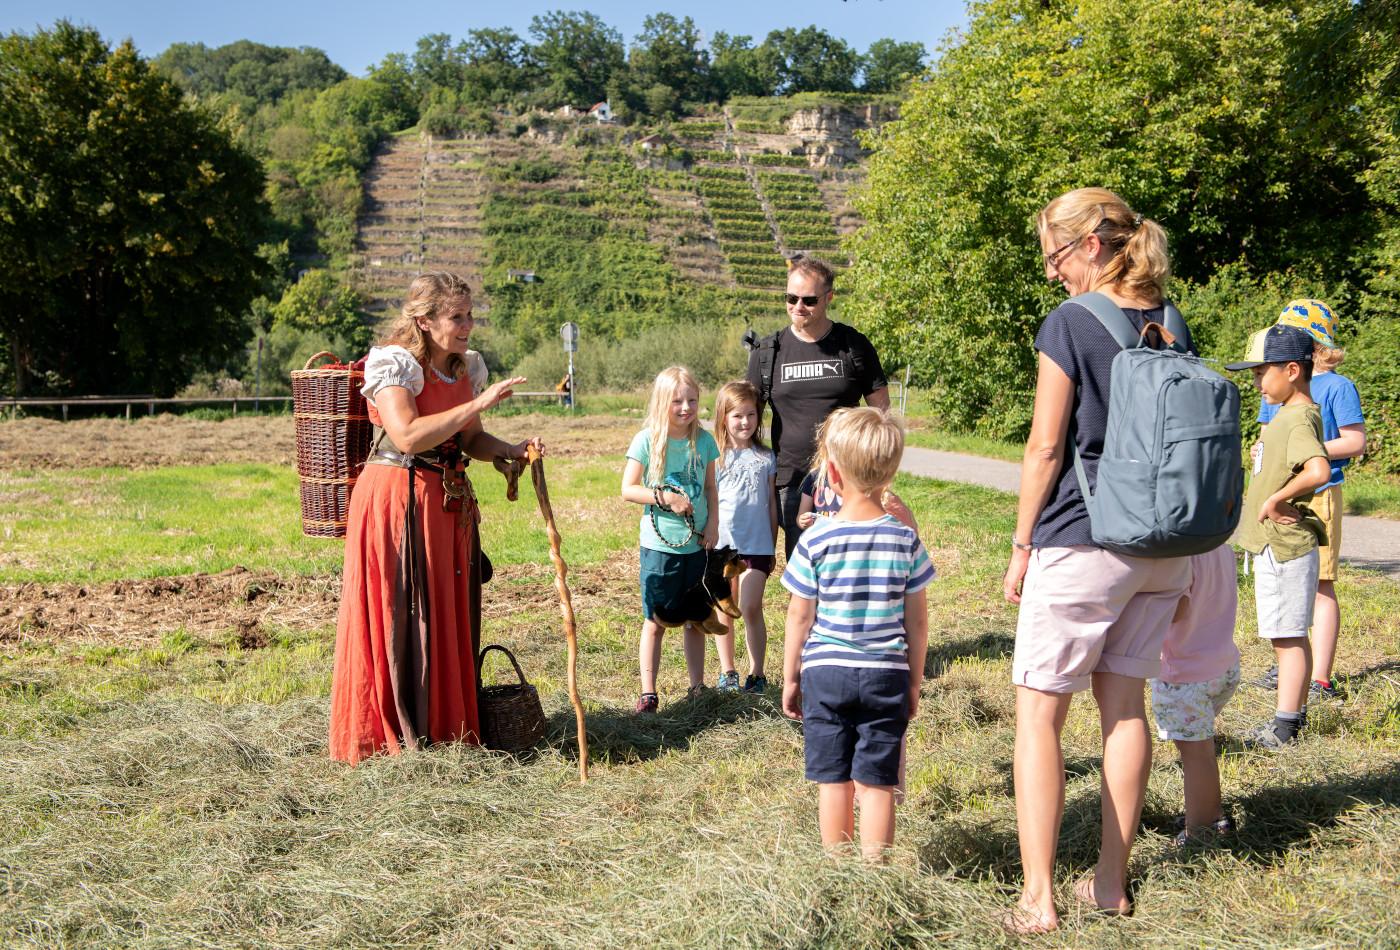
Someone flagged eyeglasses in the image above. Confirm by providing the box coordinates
[1043,238,1080,270]
[784,292,825,307]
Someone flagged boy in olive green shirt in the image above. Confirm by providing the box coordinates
[1227,325,1332,749]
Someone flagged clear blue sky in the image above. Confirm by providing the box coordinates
[2,1,968,75]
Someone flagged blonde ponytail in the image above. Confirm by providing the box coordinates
[1037,187,1171,302]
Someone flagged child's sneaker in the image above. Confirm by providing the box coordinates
[716,670,741,692]
[742,674,768,694]
[634,692,659,715]
[1242,720,1296,750]
[1309,679,1342,701]
[1250,665,1279,690]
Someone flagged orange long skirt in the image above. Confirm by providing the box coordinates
[329,462,480,764]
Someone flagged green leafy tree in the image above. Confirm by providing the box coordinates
[462,28,535,105]
[155,40,346,107]
[366,53,420,126]
[845,0,1382,440]
[861,38,926,92]
[270,270,371,354]
[630,14,710,106]
[765,26,861,93]
[710,32,781,99]
[0,22,268,396]
[528,11,626,107]
[410,33,467,98]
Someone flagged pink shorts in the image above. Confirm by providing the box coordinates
[1013,546,1192,693]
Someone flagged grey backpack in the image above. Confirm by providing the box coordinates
[1069,292,1243,557]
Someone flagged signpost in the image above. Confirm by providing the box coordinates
[560,321,578,410]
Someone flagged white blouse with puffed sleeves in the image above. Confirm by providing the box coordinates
[360,346,424,405]
[464,350,488,394]
[360,345,488,406]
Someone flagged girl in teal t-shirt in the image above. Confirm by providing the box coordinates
[620,366,719,713]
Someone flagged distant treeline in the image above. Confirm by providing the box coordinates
[159,16,924,126]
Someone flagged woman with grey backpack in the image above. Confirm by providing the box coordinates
[999,187,1241,933]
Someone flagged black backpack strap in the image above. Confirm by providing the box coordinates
[758,330,781,408]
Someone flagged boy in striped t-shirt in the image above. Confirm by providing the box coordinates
[781,407,934,860]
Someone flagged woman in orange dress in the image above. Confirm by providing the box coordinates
[330,272,540,764]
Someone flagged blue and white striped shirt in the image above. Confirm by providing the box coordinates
[782,514,935,671]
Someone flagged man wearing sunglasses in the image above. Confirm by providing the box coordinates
[747,256,889,559]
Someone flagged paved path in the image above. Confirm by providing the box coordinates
[901,446,1399,580]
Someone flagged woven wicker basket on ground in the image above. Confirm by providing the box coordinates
[291,351,372,538]
[477,645,547,752]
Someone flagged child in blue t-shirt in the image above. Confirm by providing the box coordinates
[781,407,934,861]
[711,381,778,693]
[621,366,720,713]
[1255,299,1366,698]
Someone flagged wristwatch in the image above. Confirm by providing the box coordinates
[1011,536,1033,552]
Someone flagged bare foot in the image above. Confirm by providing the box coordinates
[1000,901,1058,935]
[1072,876,1132,917]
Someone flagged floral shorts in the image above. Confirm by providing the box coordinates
[1149,663,1241,742]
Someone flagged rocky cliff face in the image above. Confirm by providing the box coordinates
[785,104,898,167]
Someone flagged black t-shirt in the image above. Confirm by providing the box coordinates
[746,322,887,484]
[1032,300,1192,548]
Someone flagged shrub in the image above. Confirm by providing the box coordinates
[750,153,808,168]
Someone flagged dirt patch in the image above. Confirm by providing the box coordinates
[0,413,639,471]
[0,562,634,647]
[0,566,340,646]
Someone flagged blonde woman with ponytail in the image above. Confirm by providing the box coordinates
[1001,189,1197,933]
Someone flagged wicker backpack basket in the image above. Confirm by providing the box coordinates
[477,645,547,752]
[291,351,372,538]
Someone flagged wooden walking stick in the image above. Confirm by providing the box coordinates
[524,444,589,782]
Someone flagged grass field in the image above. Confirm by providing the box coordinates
[1,412,1398,947]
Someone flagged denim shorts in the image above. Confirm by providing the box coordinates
[801,664,910,786]
[639,547,705,621]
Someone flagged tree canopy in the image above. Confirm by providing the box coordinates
[156,40,346,108]
[0,22,269,396]
[844,0,1399,467]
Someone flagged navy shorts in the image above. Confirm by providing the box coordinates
[639,547,705,621]
[801,665,910,786]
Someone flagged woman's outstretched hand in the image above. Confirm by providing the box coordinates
[478,375,527,412]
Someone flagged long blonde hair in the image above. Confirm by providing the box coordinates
[1036,187,1171,303]
[380,272,473,379]
[713,380,765,465]
[644,366,701,486]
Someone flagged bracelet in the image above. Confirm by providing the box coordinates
[1011,536,1033,552]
